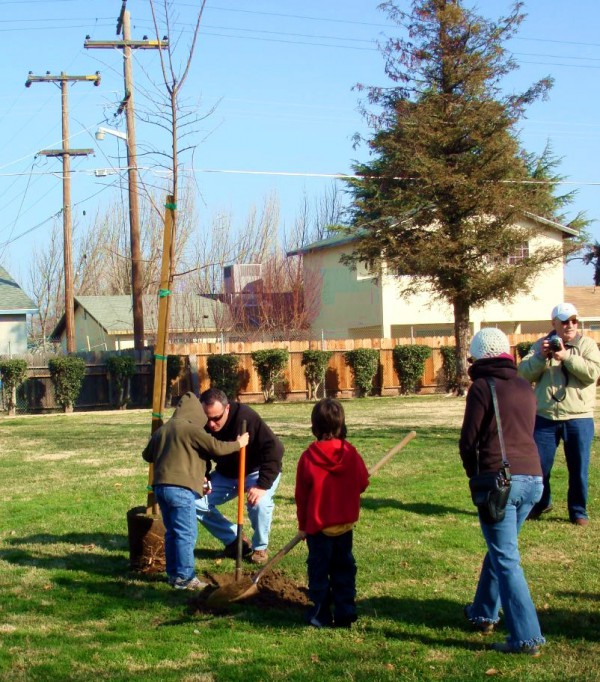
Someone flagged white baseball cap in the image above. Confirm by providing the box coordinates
[551,302,578,322]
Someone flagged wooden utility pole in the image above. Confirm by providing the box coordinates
[84,3,168,351]
[25,71,100,353]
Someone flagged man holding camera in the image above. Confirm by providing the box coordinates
[519,303,600,526]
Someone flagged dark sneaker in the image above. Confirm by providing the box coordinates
[306,604,333,628]
[309,616,331,628]
[334,614,358,629]
[491,642,541,657]
[572,518,589,526]
[223,537,252,559]
[173,576,208,591]
[527,505,553,521]
[249,549,269,565]
[464,604,495,635]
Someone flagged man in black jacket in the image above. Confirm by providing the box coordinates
[195,388,283,564]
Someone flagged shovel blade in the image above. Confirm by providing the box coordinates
[206,576,255,607]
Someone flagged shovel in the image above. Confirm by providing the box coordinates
[207,430,417,607]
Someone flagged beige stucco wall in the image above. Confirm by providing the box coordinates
[306,246,384,338]
[305,220,568,339]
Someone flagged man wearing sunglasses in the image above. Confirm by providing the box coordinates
[195,387,283,564]
[519,303,600,526]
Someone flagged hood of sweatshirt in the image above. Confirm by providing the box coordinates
[304,438,350,473]
[468,356,517,382]
[171,391,207,427]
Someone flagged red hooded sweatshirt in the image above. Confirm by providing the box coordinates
[295,439,369,535]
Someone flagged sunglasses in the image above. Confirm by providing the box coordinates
[560,318,578,326]
[206,408,228,424]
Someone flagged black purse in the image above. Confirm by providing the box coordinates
[468,378,511,524]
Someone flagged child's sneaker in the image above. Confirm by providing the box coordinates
[334,614,358,629]
[306,604,332,628]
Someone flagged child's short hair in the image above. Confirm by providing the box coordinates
[311,398,347,440]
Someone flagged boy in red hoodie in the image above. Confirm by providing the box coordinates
[295,398,369,628]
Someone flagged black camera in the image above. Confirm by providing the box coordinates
[549,336,563,352]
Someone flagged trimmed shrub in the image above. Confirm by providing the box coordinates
[515,341,534,360]
[344,348,379,398]
[439,345,460,393]
[301,350,333,400]
[106,355,136,409]
[251,349,289,402]
[207,354,242,399]
[0,358,28,415]
[48,356,87,412]
[392,344,432,394]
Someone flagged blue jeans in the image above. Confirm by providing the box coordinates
[306,530,357,625]
[195,470,281,550]
[532,416,594,521]
[467,475,545,650]
[154,484,200,582]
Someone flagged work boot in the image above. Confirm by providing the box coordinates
[249,549,269,565]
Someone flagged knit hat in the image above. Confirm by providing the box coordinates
[551,302,578,322]
[469,328,511,361]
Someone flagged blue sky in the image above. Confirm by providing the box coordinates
[1,0,599,294]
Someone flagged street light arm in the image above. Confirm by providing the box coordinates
[96,126,127,141]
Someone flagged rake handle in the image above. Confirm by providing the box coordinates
[368,430,417,476]
[252,531,305,585]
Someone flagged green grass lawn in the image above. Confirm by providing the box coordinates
[1,396,599,681]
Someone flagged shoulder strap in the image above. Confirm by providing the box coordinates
[486,377,510,471]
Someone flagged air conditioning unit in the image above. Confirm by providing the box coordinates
[223,263,263,295]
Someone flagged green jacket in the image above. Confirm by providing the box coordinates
[518,334,600,420]
[142,391,240,494]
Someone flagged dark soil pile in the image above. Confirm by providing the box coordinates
[187,569,309,615]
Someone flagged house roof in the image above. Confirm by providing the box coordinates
[286,231,358,256]
[563,286,600,321]
[287,213,578,257]
[52,294,230,338]
[0,264,38,314]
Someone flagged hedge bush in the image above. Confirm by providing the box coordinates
[344,348,379,398]
[392,344,432,394]
[0,358,28,415]
[301,350,333,400]
[106,355,136,409]
[439,345,460,393]
[207,354,241,399]
[515,341,534,359]
[251,349,289,402]
[48,356,87,412]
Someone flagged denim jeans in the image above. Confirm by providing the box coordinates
[306,530,357,625]
[531,416,593,521]
[154,484,200,582]
[467,475,545,649]
[195,470,281,550]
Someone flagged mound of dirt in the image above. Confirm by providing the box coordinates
[187,569,309,615]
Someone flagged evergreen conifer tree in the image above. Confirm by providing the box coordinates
[345,0,586,391]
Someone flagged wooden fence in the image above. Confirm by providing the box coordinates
[6,332,600,413]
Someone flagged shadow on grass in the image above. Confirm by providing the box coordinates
[1,531,132,576]
[362,497,474,517]
[275,493,475,518]
[362,595,600,642]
